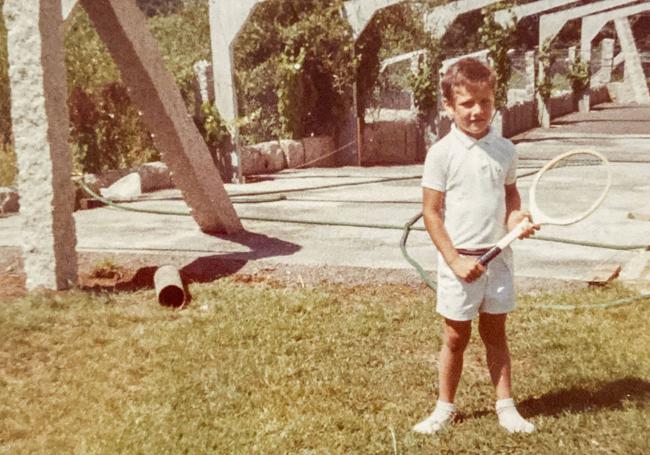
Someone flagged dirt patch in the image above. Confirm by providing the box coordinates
[0,246,589,304]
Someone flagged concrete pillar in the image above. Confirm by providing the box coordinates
[495,0,581,27]
[539,0,635,45]
[343,0,403,39]
[192,59,214,119]
[525,50,536,102]
[80,0,242,234]
[615,17,650,104]
[424,0,497,39]
[567,46,577,63]
[596,38,615,85]
[537,60,551,128]
[3,0,78,290]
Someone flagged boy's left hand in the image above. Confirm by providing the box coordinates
[507,210,540,239]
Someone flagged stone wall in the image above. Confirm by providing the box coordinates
[241,136,338,175]
[502,100,536,138]
[550,91,575,119]
[362,118,424,165]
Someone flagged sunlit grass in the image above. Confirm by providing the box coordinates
[1,281,648,454]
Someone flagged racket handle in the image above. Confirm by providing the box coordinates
[478,219,532,266]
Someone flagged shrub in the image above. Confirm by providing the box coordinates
[566,57,590,94]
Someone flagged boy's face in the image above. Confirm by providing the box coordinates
[444,82,495,139]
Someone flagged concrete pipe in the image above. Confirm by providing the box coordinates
[153,265,186,307]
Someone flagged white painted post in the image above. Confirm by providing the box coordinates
[3,0,78,290]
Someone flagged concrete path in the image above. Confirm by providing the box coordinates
[1,103,649,290]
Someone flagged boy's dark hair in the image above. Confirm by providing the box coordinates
[441,57,496,103]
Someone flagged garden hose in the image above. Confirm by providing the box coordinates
[399,212,650,310]
[76,178,649,310]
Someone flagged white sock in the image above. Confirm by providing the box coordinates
[496,398,535,433]
[413,400,456,434]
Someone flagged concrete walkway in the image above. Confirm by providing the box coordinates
[1,103,649,290]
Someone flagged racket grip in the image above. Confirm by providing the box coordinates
[478,219,532,266]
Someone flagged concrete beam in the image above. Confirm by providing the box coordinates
[62,0,76,19]
[581,2,650,61]
[424,0,497,39]
[209,0,263,130]
[539,0,636,45]
[81,0,242,234]
[615,17,650,103]
[3,0,78,290]
[495,0,580,27]
[343,0,403,39]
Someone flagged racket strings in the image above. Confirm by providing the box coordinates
[532,153,610,223]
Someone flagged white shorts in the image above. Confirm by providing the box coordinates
[436,249,515,321]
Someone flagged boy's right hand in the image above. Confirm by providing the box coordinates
[449,256,485,283]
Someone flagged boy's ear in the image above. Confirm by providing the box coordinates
[442,97,455,117]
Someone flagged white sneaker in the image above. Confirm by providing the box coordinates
[412,409,456,434]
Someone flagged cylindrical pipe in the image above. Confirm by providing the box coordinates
[153,265,186,307]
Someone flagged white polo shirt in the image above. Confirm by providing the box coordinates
[422,125,518,249]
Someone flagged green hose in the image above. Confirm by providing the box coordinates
[76,179,649,310]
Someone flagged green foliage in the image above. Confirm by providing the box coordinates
[408,45,443,120]
[68,83,158,174]
[537,38,556,102]
[479,1,516,109]
[193,102,233,182]
[0,141,16,187]
[566,56,590,94]
[235,0,354,144]
[277,47,309,139]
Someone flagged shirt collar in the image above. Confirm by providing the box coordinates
[451,124,496,150]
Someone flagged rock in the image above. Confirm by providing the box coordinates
[99,172,142,201]
[0,187,19,214]
[138,161,173,192]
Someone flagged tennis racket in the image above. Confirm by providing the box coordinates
[478,149,612,266]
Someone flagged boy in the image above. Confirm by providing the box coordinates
[413,58,538,434]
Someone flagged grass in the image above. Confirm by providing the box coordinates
[1,280,649,454]
[0,142,16,187]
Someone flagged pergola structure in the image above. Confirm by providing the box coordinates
[3,0,242,290]
[4,0,649,290]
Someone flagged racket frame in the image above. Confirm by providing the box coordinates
[478,149,611,267]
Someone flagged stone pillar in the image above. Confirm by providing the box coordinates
[192,59,214,119]
[80,0,242,233]
[596,38,615,85]
[3,0,78,290]
[567,45,577,63]
[524,50,536,102]
[537,60,551,128]
[615,17,650,104]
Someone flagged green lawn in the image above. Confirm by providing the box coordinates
[1,280,648,454]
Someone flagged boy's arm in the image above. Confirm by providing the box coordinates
[423,187,485,282]
[505,183,539,237]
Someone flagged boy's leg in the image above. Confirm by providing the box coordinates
[414,318,471,434]
[439,318,472,403]
[478,313,511,399]
[478,313,534,433]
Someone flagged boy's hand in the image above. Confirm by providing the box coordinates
[449,256,485,283]
[507,210,540,239]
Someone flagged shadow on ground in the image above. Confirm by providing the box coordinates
[463,377,650,421]
[79,230,300,295]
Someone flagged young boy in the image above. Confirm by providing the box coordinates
[414,58,538,434]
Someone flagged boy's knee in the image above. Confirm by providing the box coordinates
[444,324,471,353]
[479,325,507,349]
